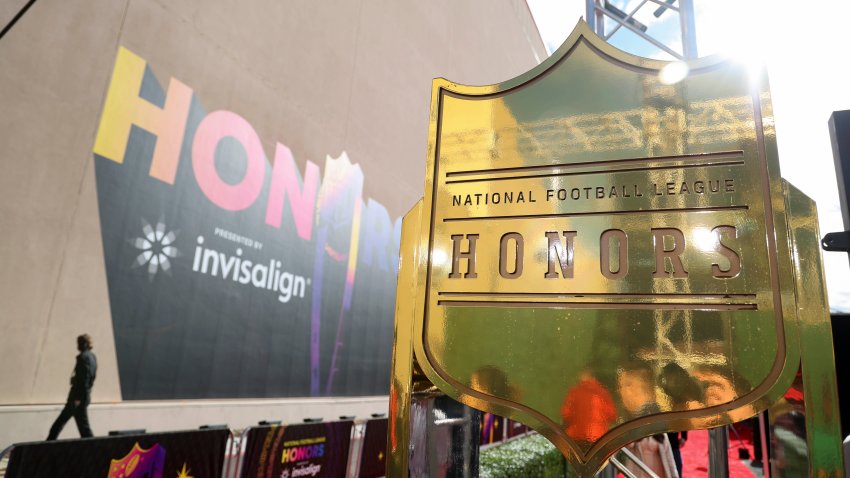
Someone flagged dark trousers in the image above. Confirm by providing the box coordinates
[46,398,93,440]
[751,416,763,461]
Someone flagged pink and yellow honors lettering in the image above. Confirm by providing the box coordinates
[93,47,192,185]
[92,46,323,239]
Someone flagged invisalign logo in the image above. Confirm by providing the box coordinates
[132,218,180,278]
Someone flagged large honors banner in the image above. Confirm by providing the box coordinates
[407,21,802,474]
[91,47,401,399]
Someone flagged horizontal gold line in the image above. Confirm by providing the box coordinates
[442,205,748,222]
[444,150,744,178]
[436,300,757,311]
[436,292,757,299]
[444,160,744,185]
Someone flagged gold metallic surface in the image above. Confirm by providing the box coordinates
[784,181,844,477]
[409,21,803,476]
[387,200,423,477]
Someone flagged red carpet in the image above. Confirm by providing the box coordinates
[616,427,758,477]
[679,428,757,478]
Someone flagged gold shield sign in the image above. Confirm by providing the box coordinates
[409,22,801,475]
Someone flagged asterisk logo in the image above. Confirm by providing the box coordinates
[176,463,193,478]
[132,218,179,279]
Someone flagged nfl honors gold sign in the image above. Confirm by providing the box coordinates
[388,21,843,477]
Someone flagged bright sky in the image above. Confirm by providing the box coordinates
[526,0,850,312]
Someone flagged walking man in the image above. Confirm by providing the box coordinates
[46,334,97,440]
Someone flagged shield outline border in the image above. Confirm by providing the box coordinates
[409,20,802,475]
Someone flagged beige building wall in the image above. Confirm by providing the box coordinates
[0,0,546,446]
[0,2,27,31]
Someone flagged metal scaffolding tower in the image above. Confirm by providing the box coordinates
[585,0,698,59]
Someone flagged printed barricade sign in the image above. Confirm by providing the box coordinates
[240,421,353,478]
[5,429,229,477]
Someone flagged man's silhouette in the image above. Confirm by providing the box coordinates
[47,334,97,440]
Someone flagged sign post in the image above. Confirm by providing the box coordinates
[389,21,844,477]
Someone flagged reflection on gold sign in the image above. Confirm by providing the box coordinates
[440,96,759,161]
[408,21,802,475]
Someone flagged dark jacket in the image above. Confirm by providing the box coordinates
[69,349,97,401]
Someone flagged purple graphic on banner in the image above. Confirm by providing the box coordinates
[480,413,504,445]
[310,154,364,396]
[108,443,166,478]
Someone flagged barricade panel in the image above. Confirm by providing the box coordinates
[357,418,388,478]
[5,428,229,477]
[240,420,353,478]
